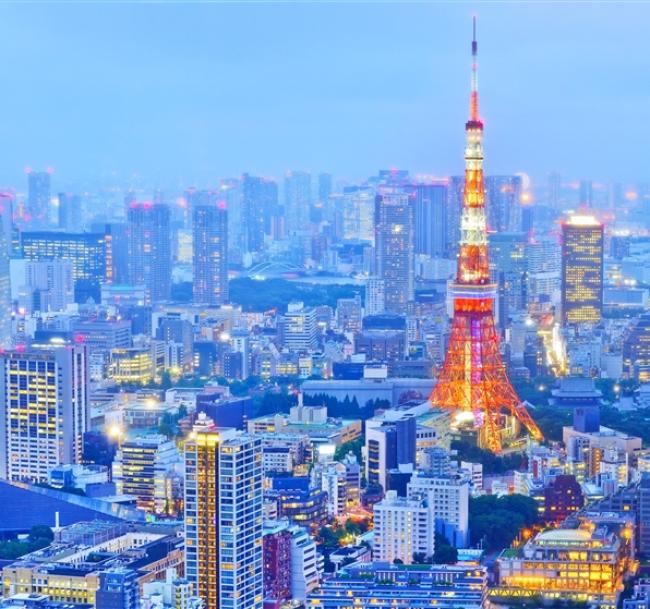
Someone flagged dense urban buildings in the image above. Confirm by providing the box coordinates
[1,12,649,609]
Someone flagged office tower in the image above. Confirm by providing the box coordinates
[548,172,561,208]
[342,186,375,244]
[561,215,604,325]
[489,232,527,327]
[103,223,129,284]
[579,179,593,206]
[447,176,464,258]
[411,182,449,258]
[364,278,386,318]
[430,21,543,453]
[373,491,433,564]
[20,231,107,302]
[0,343,88,483]
[282,302,318,351]
[336,295,362,333]
[0,200,12,349]
[285,171,312,233]
[365,413,416,491]
[127,203,172,303]
[12,259,74,313]
[242,174,279,253]
[58,192,82,231]
[184,417,263,609]
[26,170,51,227]
[485,175,523,233]
[313,173,332,223]
[112,434,182,515]
[374,191,414,314]
[193,202,228,305]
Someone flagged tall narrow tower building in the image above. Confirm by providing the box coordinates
[431,20,543,453]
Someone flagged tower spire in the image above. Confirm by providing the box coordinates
[470,16,479,123]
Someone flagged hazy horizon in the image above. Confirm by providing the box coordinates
[1,2,649,190]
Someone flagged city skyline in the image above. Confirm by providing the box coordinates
[0,3,649,188]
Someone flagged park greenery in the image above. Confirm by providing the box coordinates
[230,277,363,312]
[0,525,54,560]
[451,440,527,475]
[469,494,539,551]
[303,393,390,420]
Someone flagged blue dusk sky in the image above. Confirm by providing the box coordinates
[0,1,648,188]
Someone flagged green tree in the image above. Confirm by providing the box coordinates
[433,533,458,564]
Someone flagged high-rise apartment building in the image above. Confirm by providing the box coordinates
[193,202,228,305]
[58,192,82,231]
[127,203,172,303]
[342,186,375,244]
[411,182,448,257]
[285,171,311,234]
[561,215,604,325]
[315,173,333,223]
[242,174,279,252]
[184,416,263,609]
[0,343,88,482]
[26,170,51,227]
[112,434,183,515]
[374,191,414,314]
[0,201,12,349]
[485,175,523,233]
[373,491,434,564]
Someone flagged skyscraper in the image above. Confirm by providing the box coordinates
[26,170,51,227]
[430,19,542,453]
[485,175,523,233]
[411,182,449,257]
[374,191,414,314]
[579,180,594,207]
[0,343,88,482]
[184,416,263,609]
[58,192,82,231]
[314,173,332,223]
[561,215,604,325]
[127,202,172,303]
[285,171,311,234]
[193,201,228,305]
[0,199,12,349]
[242,174,278,253]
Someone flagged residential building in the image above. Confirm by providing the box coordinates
[193,202,228,306]
[184,415,263,609]
[374,191,414,313]
[127,203,171,303]
[373,491,433,564]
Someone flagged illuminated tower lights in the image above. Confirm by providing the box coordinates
[430,18,543,453]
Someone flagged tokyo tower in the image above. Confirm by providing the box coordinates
[430,19,543,453]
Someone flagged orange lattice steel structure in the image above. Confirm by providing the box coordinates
[430,19,543,453]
